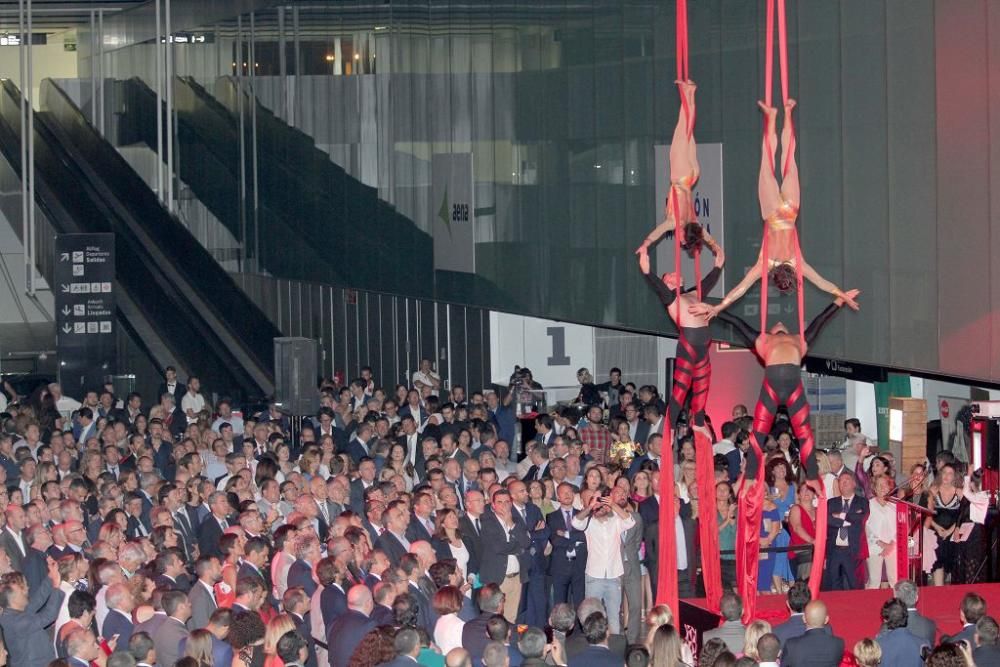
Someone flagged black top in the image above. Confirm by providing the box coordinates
[718,302,841,349]
[643,266,722,308]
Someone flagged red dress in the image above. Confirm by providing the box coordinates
[788,504,816,563]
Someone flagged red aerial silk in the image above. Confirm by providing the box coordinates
[694,430,722,611]
[655,431,679,619]
[736,433,766,624]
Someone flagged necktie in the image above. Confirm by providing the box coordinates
[839,499,850,541]
[565,510,572,528]
[474,517,481,535]
[221,518,228,530]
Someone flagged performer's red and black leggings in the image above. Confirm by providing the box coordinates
[749,363,818,480]
[669,326,711,428]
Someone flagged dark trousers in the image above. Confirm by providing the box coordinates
[551,567,586,608]
[519,572,549,628]
[678,568,694,599]
[824,546,860,590]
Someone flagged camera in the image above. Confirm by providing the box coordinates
[509,365,529,387]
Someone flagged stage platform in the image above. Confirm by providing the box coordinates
[680,584,1000,649]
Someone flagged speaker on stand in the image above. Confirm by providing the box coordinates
[274,337,319,450]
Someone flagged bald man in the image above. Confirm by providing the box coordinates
[780,601,845,667]
[446,647,473,667]
[326,585,376,667]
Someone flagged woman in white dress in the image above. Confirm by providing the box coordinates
[432,586,466,654]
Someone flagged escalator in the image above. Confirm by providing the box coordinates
[0,79,278,398]
[161,76,433,296]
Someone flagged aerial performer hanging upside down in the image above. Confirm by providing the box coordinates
[712,290,859,622]
[635,76,724,616]
[693,99,860,323]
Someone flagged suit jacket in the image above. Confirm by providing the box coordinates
[946,623,977,647]
[375,531,409,567]
[292,611,318,667]
[152,616,189,667]
[187,579,218,630]
[546,507,588,577]
[0,527,26,571]
[197,514,227,559]
[350,478,372,515]
[773,613,808,646]
[379,657,423,667]
[407,582,438,635]
[975,644,1000,667]
[405,514,434,544]
[514,503,549,575]
[287,559,318,599]
[133,611,169,640]
[702,620,747,654]
[0,576,63,667]
[326,610,376,667]
[102,608,134,647]
[157,381,186,403]
[319,583,347,628]
[567,645,624,667]
[462,612,493,660]
[877,627,927,667]
[478,511,530,585]
[238,560,268,586]
[126,515,152,540]
[345,438,372,465]
[22,546,48,592]
[180,634,233,667]
[782,627,846,667]
[826,495,869,556]
[621,511,644,580]
[905,609,937,646]
[370,603,395,626]
[458,514,483,576]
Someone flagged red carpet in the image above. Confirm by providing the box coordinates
[683,584,1000,648]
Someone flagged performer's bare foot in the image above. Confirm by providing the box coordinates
[784,98,797,112]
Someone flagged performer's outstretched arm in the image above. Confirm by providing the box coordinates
[685,247,725,295]
[717,311,759,349]
[689,252,762,320]
[803,289,860,346]
[638,250,676,307]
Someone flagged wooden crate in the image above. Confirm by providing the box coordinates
[890,397,928,470]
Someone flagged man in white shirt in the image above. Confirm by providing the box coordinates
[411,358,442,397]
[211,399,244,436]
[48,383,81,421]
[571,488,635,634]
[181,377,206,424]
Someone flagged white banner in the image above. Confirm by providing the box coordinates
[431,153,476,273]
[489,312,595,390]
[652,143,725,298]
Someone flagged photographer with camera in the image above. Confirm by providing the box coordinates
[570,485,636,635]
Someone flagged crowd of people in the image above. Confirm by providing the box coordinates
[0,361,990,667]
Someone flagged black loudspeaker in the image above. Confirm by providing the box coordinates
[274,337,318,416]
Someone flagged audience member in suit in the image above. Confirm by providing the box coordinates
[824,472,869,591]
[773,582,814,646]
[157,367,185,404]
[21,523,51,592]
[179,619,234,667]
[286,534,323,600]
[567,610,624,667]
[518,626,552,667]
[478,489,531,624]
[888,580,936,646]
[405,492,436,544]
[197,491,233,559]
[974,616,1000,667]
[400,553,437,635]
[945,592,988,647]
[349,461,379,515]
[379,627,423,667]
[458,490,486,578]
[0,571,64,666]
[462,584,506,663]
[325,585,377,667]
[0,504,28,572]
[876,598,928,667]
[626,433,663,479]
[547,488,588,608]
[152,590,191,667]
[485,614,525,667]
[153,548,191,593]
[65,627,102,667]
[781,601,845,667]
[187,555,221,631]
[376,500,411,566]
[509,481,549,629]
[565,598,627,660]
[702,592,747,654]
[316,557,348,630]
[101,583,135,648]
[620,492,645,644]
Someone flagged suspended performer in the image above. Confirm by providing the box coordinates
[716,289,859,619]
[637,80,720,264]
[692,100,859,321]
[637,244,724,430]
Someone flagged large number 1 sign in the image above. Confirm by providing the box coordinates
[546,327,571,366]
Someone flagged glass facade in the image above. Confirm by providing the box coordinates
[72,0,1000,383]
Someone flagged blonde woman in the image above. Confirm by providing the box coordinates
[816,450,837,500]
[742,620,772,661]
[263,613,297,667]
[645,605,694,665]
[853,638,882,667]
[183,628,216,667]
[648,623,686,667]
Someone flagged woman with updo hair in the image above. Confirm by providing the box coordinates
[229,610,267,667]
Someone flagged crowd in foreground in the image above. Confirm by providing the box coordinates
[0,360,991,667]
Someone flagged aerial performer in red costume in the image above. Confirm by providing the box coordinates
[635,70,725,618]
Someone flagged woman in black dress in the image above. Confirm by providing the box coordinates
[926,463,962,586]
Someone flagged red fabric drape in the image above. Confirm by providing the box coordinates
[695,430,722,611]
[737,433,766,624]
[655,432,680,619]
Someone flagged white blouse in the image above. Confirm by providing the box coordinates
[866,498,897,550]
[434,613,465,654]
[449,541,470,579]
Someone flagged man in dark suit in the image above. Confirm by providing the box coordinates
[325,585,377,667]
[781,601,845,667]
[379,627,423,667]
[974,616,1000,666]
[157,366,185,404]
[0,503,27,572]
[565,598,627,660]
[22,523,52,592]
[638,474,662,594]
[101,583,135,648]
[179,609,234,667]
[458,490,486,579]
[824,472,869,591]
[376,500,411,567]
[509,480,549,628]
[945,592,988,647]
[152,591,191,667]
[462,584,506,663]
[187,555,221,630]
[349,461,378,515]
[316,557,348,630]
[627,433,663,479]
[876,599,927,667]
[547,483,587,608]
[888,580,936,647]
[567,611,624,667]
[478,489,531,623]
[773,582,813,646]
[0,569,64,666]
[405,492,436,544]
[197,491,233,559]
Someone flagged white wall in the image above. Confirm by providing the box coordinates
[0,31,79,106]
[845,380,879,436]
